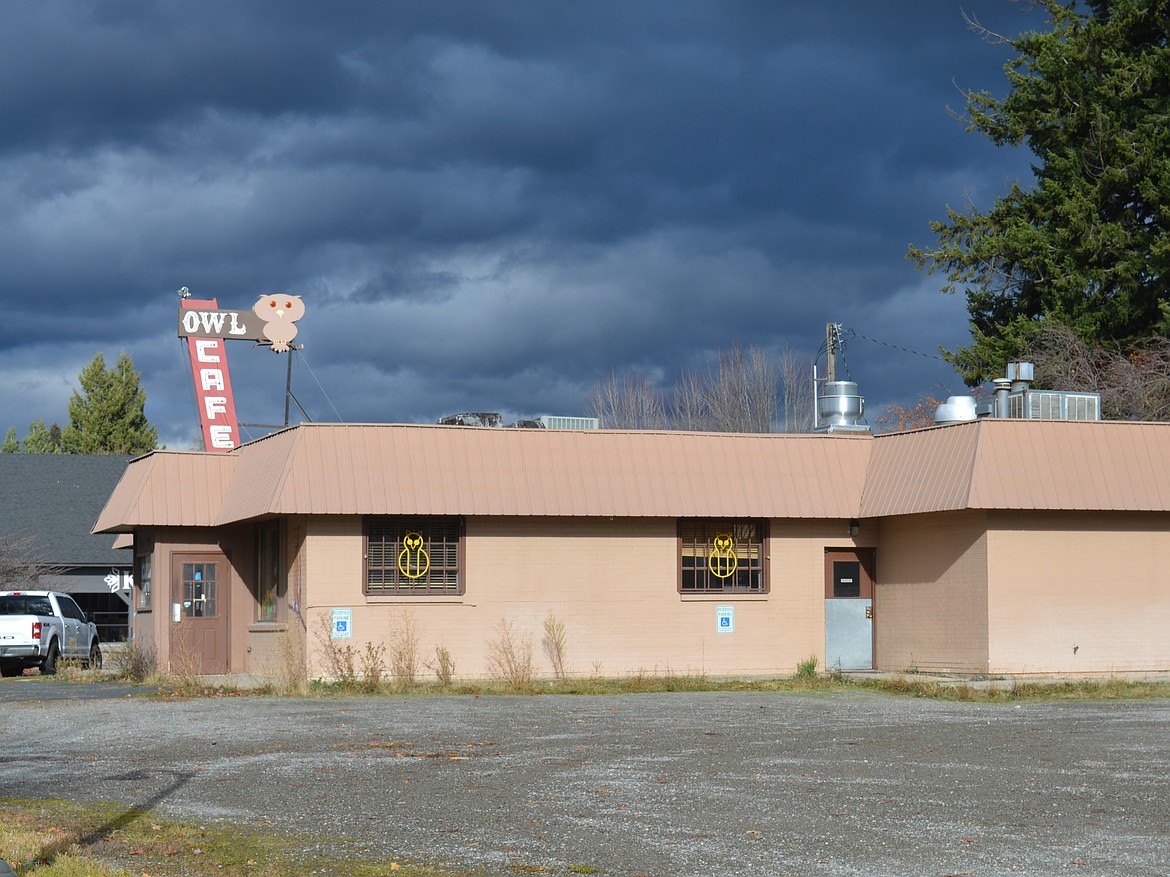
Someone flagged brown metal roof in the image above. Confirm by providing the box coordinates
[861,419,1170,516]
[214,423,873,522]
[93,424,872,530]
[91,451,238,533]
[94,418,1170,534]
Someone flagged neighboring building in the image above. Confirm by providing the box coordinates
[92,420,1170,678]
[2,454,134,641]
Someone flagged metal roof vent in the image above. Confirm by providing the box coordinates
[815,381,868,433]
[812,324,870,433]
[933,395,977,425]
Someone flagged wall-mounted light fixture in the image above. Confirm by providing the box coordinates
[847,519,861,537]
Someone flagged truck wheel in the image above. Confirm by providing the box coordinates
[87,642,103,671]
[41,641,60,676]
[0,663,22,678]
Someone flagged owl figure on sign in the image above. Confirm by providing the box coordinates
[252,294,305,352]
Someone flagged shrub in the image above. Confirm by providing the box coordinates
[388,610,420,691]
[486,618,534,691]
[541,612,569,683]
[359,642,387,693]
[314,612,357,686]
[425,644,456,687]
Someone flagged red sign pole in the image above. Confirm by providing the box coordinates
[181,298,240,452]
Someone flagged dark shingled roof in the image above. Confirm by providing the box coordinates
[0,454,132,566]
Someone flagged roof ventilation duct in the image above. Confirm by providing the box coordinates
[815,381,869,433]
[813,323,870,433]
[933,395,977,425]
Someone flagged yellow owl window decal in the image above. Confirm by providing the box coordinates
[680,520,767,594]
[365,518,463,595]
[398,531,430,579]
[708,533,738,579]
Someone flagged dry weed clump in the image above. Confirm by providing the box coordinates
[263,623,308,695]
[487,618,534,690]
[110,639,158,682]
[170,628,206,692]
[359,641,387,693]
[425,644,456,687]
[541,612,569,683]
[388,609,420,691]
[313,612,358,686]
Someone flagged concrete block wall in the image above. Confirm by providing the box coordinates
[873,511,990,674]
[987,511,1170,675]
[297,515,862,680]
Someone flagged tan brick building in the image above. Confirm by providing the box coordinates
[94,419,1170,679]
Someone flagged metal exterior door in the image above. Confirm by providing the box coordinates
[170,555,229,675]
[824,548,875,671]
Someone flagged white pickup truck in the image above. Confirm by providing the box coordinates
[0,590,102,677]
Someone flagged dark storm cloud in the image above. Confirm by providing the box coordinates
[0,1,1049,443]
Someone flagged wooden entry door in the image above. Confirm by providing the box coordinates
[824,548,875,671]
[170,554,229,675]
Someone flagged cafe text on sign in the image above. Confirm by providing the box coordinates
[181,298,240,452]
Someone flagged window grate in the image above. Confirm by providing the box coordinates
[365,518,463,596]
[679,519,767,593]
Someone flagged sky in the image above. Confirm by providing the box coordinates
[0,1,1051,448]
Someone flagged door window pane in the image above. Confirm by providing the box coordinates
[833,561,861,598]
[181,563,218,617]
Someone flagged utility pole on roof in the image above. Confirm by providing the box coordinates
[826,322,838,383]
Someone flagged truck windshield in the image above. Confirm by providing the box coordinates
[0,596,54,616]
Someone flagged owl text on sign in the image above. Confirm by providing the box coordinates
[178,294,307,452]
[177,308,264,340]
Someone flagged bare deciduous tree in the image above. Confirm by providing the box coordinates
[672,344,778,433]
[779,348,815,433]
[590,344,816,434]
[1026,326,1170,422]
[0,533,53,587]
[672,368,708,431]
[586,371,670,429]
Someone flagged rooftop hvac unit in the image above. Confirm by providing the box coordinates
[437,412,503,427]
[814,381,870,433]
[1006,391,1101,421]
[536,415,600,430]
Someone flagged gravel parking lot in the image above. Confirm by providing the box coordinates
[2,682,1168,876]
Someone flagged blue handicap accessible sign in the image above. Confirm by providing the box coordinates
[716,604,734,634]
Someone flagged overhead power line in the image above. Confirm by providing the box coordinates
[841,329,948,363]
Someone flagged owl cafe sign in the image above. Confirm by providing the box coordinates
[177,293,306,453]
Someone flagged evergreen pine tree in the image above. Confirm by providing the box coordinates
[61,352,159,454]
[22,419,62,454]
[909,0,1170,383]
[1,427,19,453]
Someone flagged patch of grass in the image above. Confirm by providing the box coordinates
[0,798,442,877]
[794,654,818,681]
[174,671,1170,703]
[45,649,1170,705]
